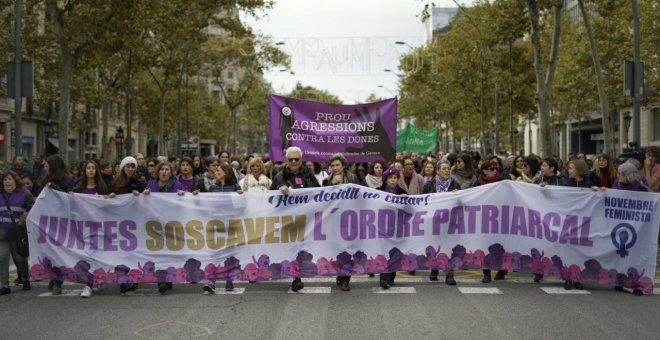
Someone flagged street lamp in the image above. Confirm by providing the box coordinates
[115,126,124,160]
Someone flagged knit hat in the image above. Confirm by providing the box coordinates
[119,156,138,171]
[381,168,400,183]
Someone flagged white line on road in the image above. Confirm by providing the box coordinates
[372,287,416,294]
[205,288,246,295]
[287,287,331,294]
[39,290,82,297]
[457,287,503,294]
[541,287,590,294]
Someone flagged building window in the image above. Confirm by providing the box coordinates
[227,69,234,79]
[653,108,660,141]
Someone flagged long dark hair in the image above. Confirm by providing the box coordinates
[73,160,108,194]
[44,154,69,184]
[453,153,475,179]
[219,163,237,185]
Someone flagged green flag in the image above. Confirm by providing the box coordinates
[396,124,438,153]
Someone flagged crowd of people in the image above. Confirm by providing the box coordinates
[0,145,658,298]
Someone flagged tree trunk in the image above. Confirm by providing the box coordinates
[577,0,612,155]
[57,49,75,164]
[527,0,562,157]
[158,90,166,156]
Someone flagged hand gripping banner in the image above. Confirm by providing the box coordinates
[27,182,659,294]
[268,94,397,162]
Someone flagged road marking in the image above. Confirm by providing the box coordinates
[39,290,82,297]
[287,287,331,294]
[280,277,425,283]
[204,288,245,295]
[134,320,212,339]
[372,287,416,294]
[541,287,590,294]
[457,287,503,294]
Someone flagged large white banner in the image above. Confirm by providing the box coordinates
[27,182,659,293]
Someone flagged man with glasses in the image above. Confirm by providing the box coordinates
[271,146,320,291]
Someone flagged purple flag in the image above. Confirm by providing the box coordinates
[268,95,397,162]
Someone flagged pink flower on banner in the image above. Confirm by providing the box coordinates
[436,253,450,271]
[215,266,227,280]
[129,269,143,283]
[568,264,581,282]
[375,255,387,272]
[93,268,106,285]
[105,271,117,283]
[401,255,413,272]
[472,250,485,268]
[638,277,653,295]
[598,269,610,285]
[30,264,44,281]
[317,257,331,276]
[364,258,376,275]
[541,257,553,275]
[138,261,156,283]
[66,268,77,282]
[175,268,187,283]
[463,252,474,268]
[501,252,513,272]
[204,264,217,280]
[244,263,258,281]
[289,260,300,277]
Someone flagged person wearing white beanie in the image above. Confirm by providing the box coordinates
[119,156,138,172]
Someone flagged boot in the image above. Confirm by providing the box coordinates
[482,270,492,283]
[494,270,507,280]
[291,278,304,292]
[445,270,456,286]
[430,270,439,281]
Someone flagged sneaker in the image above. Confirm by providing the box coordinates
[80,286,92,298]
[127,283,139,292]
[22,281,31,291]
[225,281,234,292]
[379,280,390,290]
[482,274,492,284]
[564,280,573,290]
[203,282,216,294]
[445,275,457,286]
[408,271,416,275]
[13,277,22,286]
[494,270,507,280]
[52,281,62,296]
[339,281,350,292]
[614,285,624,292]
[0,287,10,295]
[573,282,584,290]
[429,270,439,281]
[119,283,129,294]
[633,289,644,296]
[158,283,169,294]
[291,278,304,292]
[533,274,543,283]
[368,274,375,278]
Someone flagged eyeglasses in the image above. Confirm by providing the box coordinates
[288,158,300,162]
[147,164,155,167]
[487,167,498,171]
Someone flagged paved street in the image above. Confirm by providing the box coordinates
[1,260,659,340]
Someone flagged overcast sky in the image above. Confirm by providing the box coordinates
[244,0,469,104]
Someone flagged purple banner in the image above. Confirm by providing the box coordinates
[268,95,397,162]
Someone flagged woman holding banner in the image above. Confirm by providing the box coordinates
[0,171,34,296]
[323,153,360,292]
[378,168,408,290]
[271,147,320,292]
[476,158,509,283]
[42,155,77,295]
[422,160,460,285]
[241,158,272,192]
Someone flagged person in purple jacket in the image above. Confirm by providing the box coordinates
[143,161,184,294]
[144,161,185,195]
